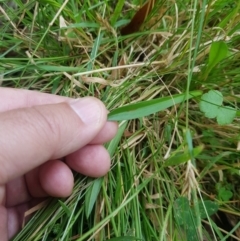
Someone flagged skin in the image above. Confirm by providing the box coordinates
[0,88,118,240]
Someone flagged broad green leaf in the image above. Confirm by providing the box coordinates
[108,91,202,121]
[198,200,218,219]
[218,187,233,201]
[85,178,103,218]
[207,41,228,73]
[199,90,223,118]
[174,197,192,226]
[200,90,236,124]
[174,198,218,241]
[174,197,198,241]
[164,145,204,167]
[216,106,236,125]
[236,110,240,117]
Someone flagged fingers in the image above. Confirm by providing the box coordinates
[26,145,110,197]
[0,97,107,184]
[8,144,111,200]
[66,145,111,177]
[25,161,73,198]
[90,121,118,144]
[0,87,118,144]
[0,87,69,112]
[0,206,7,241]
[7,202,32,239]
[39,160,74,197]
[6,177,30,207]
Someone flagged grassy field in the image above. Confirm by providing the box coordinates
[1,0,240,240]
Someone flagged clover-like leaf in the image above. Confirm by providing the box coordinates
[216,106,236,125]
[199,200,218,219]
[218,187,233,201]
[199,90,223,118]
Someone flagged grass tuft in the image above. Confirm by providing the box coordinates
[1,0,240,240]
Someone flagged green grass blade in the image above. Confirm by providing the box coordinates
[108,91,202,121]
[164,145,204,167]
[110,0,125,26]
[85,178,103,218]
[106,121,128,158]
[58,200,71,217]
[106,237,143,241]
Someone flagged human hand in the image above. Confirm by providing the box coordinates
[0,88,118,240]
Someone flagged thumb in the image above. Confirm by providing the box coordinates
[0,97,107,184]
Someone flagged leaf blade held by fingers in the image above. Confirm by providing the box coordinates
[108,91,202,121]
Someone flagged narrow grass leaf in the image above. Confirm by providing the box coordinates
[37,65,84,72]
[87,31,103,71]
[114,19,130,28]
[68,22,100,29]
[85,178,103,218]
[58,200,71,217]
[108,91,202,121]
[78,176,153,240]
[164,145,204,167]
[110,0,125,26]
[106,237,143,241]
[106,121,128,158]
[185,128,194,159]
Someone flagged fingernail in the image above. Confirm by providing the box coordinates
[69,97,103,124]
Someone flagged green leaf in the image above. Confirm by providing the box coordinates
[174,197,193,226]
[199,90,223,118]
[164,145,204,167]
[174,197,198,241]
[199,90,236,124]
[207,41,228,74]
[114,19,130,28]
[198,200,218,219]
[106,121,128,158]
[216,106,236,125]
[87,31,103,71]
[174,198,218,241]
[68,22,100,29]
[106,237,143,241]
[108,91,202,121]
[58,200,71,217]
[85,178,103,218]
[218,187,233,201]
[110,0,125,26]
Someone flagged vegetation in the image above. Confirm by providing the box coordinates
[1,0,240,240]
